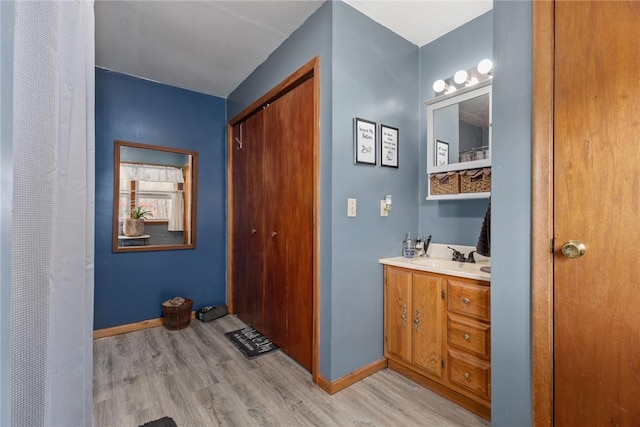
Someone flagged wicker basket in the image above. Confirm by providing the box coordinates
[460,168,491,193]
[162,298,193,330]
[430,172,460,195]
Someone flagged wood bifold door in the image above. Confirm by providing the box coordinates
[230,77,314,372]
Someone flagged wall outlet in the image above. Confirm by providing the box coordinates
[380,200,388,217]
[347,198,357,217]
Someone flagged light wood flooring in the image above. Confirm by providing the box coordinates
[93,315,490,427]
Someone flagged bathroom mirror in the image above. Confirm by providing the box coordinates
[112,140,198,252]
[426,82,491,174]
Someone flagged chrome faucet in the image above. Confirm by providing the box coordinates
[447,246,467,262]
[447,247,477,263]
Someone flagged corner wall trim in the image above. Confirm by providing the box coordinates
[316,358,388,395]
[93,312,196,339]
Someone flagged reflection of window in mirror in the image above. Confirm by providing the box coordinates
[113,140,198,252]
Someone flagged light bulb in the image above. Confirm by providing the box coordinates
[453,70,468,85]
[477,59,493,75]
[465,77,479,87]
[432,79,447,93]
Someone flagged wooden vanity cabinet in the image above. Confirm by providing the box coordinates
[383,266,491,420]
[384,267,444,380]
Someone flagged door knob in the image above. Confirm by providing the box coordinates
[561,240,586,258]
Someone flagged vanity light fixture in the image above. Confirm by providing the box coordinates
[432,79,447,94]
[432,58,493,96]
[453,70,468,85]
[477,58,493,75]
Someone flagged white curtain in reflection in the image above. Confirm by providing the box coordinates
[168,191,184,231]
[120,164,184,183]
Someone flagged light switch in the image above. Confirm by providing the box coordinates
[347,198,357,217]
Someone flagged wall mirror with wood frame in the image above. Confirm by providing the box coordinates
[112,140,198,252]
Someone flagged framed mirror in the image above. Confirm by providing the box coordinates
[426,82,491,174]
[112,140,198,252]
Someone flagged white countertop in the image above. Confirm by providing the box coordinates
[379,256,490,281]
[379,243,490,281]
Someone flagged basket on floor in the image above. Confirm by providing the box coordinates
[430,172,460,195]
[460,168,491,193]
[162,298,193,330]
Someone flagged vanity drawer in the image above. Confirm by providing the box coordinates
[447,314,490,360]
[447,280,490,321]
[448,349,491,401]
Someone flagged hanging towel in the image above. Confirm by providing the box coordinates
[476,199,491,257]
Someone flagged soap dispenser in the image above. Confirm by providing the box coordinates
[403,232,416,258]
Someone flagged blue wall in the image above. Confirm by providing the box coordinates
[94,69,227,329]
[418,11,493,245]
[491,1,533,425]
[330,1,419,379]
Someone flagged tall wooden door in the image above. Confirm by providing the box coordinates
[554,2,640,424]
[231,111,267,333]
[263,77,314,370]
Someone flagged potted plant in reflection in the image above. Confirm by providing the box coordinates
[123,206,152,237]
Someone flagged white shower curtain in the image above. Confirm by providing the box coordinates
[9,2,95,426]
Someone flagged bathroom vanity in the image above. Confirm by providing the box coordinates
[379,254,491,420]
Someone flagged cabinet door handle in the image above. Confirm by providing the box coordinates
[414,309,421,332]
[462,297,471,305]
[251,228,257,234]
[271,231,277,237]
[401,304,407,327]
[463,334,471,341]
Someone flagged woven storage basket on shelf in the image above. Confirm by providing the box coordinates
[430,172,460,195]
[460,168,491,193]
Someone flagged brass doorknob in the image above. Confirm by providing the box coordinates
[561,240,586,258]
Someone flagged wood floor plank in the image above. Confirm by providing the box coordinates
[93,315,489,427]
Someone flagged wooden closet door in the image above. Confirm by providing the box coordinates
[281,78,314,371]
[232,111,266,333]
[261,100,288,348]
[261,78,314,370]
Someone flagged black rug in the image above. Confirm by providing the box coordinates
[139,417,177,427]
[225,326,279,359]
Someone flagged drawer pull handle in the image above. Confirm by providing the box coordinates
[464,372,471,380]
[462,297,470,305]
[463,334,470,341]
[401,304,407,327]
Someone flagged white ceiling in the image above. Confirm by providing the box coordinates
[95,0,492,98]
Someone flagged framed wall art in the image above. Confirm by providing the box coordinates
[436,139,449,166]
[380,124,399,168]
[354,117,377,165]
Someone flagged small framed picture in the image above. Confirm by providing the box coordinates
[354,117,377,165]
[380,124,399,168]
[436,139,449,166]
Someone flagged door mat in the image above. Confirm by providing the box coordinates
[224,326,279,359]
[139,416,177,427]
